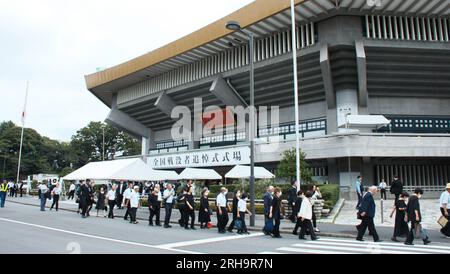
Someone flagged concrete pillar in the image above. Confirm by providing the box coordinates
[141,129,155,157]
[361,157,374,187]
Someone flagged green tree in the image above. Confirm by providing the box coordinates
[276,148,313,183]
[70,122,141,168]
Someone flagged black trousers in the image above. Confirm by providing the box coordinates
[312,206,317,228]
[185,209,195,228]
[300,219,317,240]
[80,199,89,216]
[164,203,173,226]
[149,206,160,225]
[405,221,428,244]
[20,189,23,197]
[108,200,115,218]
[68,190,75,200]
[50,195,59,210]
[273,218,281,236]
[356,216,379,241]
[116,194,123,209]
[238,212,247,233]
[217,207,229,232]
[228,213,237,231]
[124,199,130,220]
[293,217,302,233]
[289,203,296,222]
[380,189,387,200]
[356,193,362,208]
[130,207,137,222]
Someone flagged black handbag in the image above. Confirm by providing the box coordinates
[357,211,362,220]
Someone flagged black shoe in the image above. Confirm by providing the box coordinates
[311,237,319,241]
[164,225,171,228]
[356,238,364,241]
[149,223,153,226]
[374,239,383,243]
[124,218,128,221]
[218,230,226,234]
[155,224,162,226]
[263,231,270,236]
[423,239,431,245]
[185,227,190,230]
[299,237,307,240]
[272,235,282,238]
[191,227,196,230]
[404,242,414,245]
[391,237,399,242]
[292,231,298,235]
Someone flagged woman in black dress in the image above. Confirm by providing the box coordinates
[390,191,410,241]
[199,188,211,229]
[270,187,282,238]
[96,187,107,217]
[184,187,196,230]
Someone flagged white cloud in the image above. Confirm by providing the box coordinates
[0,0,254,141]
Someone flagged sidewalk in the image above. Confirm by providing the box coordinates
[6,195,450,243]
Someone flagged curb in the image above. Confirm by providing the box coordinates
[9,199,358,239]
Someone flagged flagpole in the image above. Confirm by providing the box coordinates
[16,81,29,186]
[291,0,301,190]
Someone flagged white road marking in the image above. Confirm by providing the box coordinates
[257,251,286,254]
[155,232,264,249]
[0,217,202,254]
[289,243,420,254]
[317,237,450,251]
[277,247,359,254]
[296,241,450,254]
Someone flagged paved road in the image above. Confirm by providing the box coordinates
[1,202,450,254]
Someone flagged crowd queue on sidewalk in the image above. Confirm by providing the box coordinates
[1,176,449,243]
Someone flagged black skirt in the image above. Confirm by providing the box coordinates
[198,197,211,223]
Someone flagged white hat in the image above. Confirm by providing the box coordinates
[446,183,450,189]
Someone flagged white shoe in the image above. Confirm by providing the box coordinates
[314,228,320,232]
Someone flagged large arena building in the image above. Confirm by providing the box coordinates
[85,0,450,197]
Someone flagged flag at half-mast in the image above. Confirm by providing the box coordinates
[21,82,29,126]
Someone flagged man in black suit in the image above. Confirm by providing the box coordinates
[390,175,403,202]
[356,186,381,242]
[115,181,126,209]
[287,181,298,223]
[79,180,91,218]
[263,186,274,235]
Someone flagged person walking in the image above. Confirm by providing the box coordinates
[311,185,322,233]
[19,181,24,197]
[107,184,116,218]
[263,186,274,235]
[148,185,161,226]
[405,188,431,245]
[86,180,95,217]
[227,189,241,233]
[390,192,409,242]
[379,179,387,200]
[216,187,229,234]
[38,182,49,211]
[269,188,282,238]
[96,187,107,217]
[122,183,133,221]
[237,193,251,234]
[115,181,126,209]
[68,183,76,200]
[50,182,61,211]
[177,187,187,227]
[0,180,8,207]
[184,187,196,230]
[439,183,450,238]
[355,176,363,209]
[292,190,304,235]
[287,181,298,223]
[356,186,382,242]
[163,183,175,228]
[390,175,403,202]
[298,191,319,241]
[129,186,140,224]
[79,180,91,218]
[199,188,211,229]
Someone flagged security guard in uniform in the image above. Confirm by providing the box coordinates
[0,180,8,208]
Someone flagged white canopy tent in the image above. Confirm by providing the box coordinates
[178,167,222,180]
[63,158,178,181]
[225,165,275,179]
[339,115,391,129]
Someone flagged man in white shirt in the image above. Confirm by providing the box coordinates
[129,186,140,224]
[68,183,76,200]
[439,183,450,237]
[38,182,49,211]
[107,184,117,218]
[237,193,251,234]
[216,187,230,234]
[163,183,175,228]
[379,179,387,200]
[122,183,133,221]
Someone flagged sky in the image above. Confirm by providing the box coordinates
[0,0,255,142]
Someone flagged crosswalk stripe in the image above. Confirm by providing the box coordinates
[258,251,286,254]
[317,237,450,251]
[296,242,450,254]
[289,243,421,254]
[277,247,358,254]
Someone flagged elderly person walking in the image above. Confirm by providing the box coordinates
[356,186,382,242]
[298,191,319,240]
[263,186,274,235]
[38,182,49,211]
[216,187,230,234]
[129,186,141,224]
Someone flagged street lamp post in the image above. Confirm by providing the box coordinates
[226,21,256,226]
